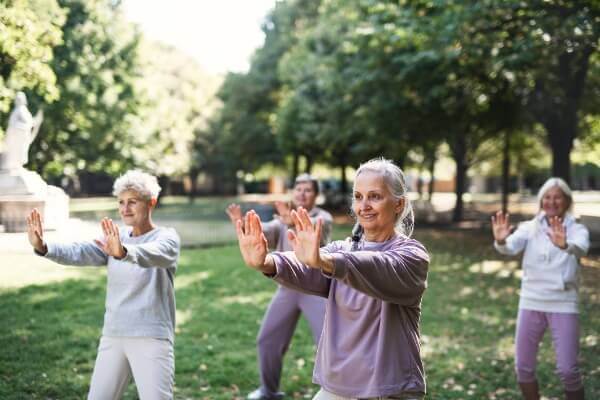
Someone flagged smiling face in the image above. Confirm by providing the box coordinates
[352,171,404,241]
[541,186,569,219]
[292,181,317,210]
[118,189,154,227]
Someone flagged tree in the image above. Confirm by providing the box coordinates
[0,0,64,132]
[132,40,221,185]
[28,0,142,183]
[455,0,599,183]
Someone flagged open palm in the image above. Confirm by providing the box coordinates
[27,209,46,254]
[236,211,268,269]
[491,211,513,243]
[547,216,567,249]
[274,201,293,226]
[94,218,126,258]
[287,207,323,268]
[226,203,243,225]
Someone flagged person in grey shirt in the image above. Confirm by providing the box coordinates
[234,158,429,400]
[227,174,333,400]
[27,170,180,400]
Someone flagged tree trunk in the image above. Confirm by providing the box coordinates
[530,47,592,185]
[340,161,348,194]
[452,135,468,222]
[501,130,510,214]
[292,152,299,182]
[428,154,436,201]
[305,155,314,174]
[188,168,199,203]
[547,123,574,183]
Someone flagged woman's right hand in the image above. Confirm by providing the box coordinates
[236,210,274,273]
[27,209,47,254]
[226,203,243,225]
[491,210,513,244]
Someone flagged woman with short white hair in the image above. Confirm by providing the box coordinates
[27,170,180,400]
[235,158,430,399]
[492,177,590,400]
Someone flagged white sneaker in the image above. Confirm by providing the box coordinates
[246,387,285,400]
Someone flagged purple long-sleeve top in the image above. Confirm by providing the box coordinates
[269,234,429,398]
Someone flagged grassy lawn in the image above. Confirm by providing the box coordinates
[0,226,598,399]
[68,196,279,247]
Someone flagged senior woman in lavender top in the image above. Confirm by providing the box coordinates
[27,170,180,400]
[234,158,429,400]
[492,178,589,400]
[227,174,332,400]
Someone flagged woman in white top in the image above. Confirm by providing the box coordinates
[492,178,589,400]
[27,170,180,400]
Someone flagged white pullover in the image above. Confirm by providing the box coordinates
[494,213,589,313]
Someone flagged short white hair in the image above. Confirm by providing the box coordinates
[354,157,414,237]
[113,170,161,200]
[536,177,573,212]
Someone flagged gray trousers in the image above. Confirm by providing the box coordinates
[257,285,326,396]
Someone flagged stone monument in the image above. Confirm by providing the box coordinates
[0,92,69,232]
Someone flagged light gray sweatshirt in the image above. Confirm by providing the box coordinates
[41,226,180,342]
[270,234,429,398]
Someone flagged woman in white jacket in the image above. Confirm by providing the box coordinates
[492,178,589,400]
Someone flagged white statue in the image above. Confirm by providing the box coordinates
[1,92,43,171]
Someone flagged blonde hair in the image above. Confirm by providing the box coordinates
[353,157,414,237]
[113,170,161,200]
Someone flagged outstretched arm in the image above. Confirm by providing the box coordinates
[285,207,427,304]
[548,216,590,257]
[28,209,108,266]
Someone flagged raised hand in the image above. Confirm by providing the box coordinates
[236,210,270,271]
[491,211,513,244]
[287,207,323,269]
[274,200,293,226]
[547,216,567,249]
[226,203,243,225]
[27,209,47,254]
[94,218,126,259]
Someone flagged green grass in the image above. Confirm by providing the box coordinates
[0,227,598,399]
[68,196,278,247]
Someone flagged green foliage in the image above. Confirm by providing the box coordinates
[25,0,142,180]
[0,0,64,130]
[132,40,221,177]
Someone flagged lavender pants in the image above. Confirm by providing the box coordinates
[257,285,326,396]
[515,309,582,391]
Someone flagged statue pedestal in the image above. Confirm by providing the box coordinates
[0,168,69,232]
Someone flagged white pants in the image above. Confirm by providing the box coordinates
[313,388,424,400]
[87,336,174,400]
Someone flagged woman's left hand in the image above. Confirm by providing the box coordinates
[547,216,567,249]
[287,207,332,272]
[94,217,127,259]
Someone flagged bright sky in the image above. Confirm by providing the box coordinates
[122,0,277,75]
